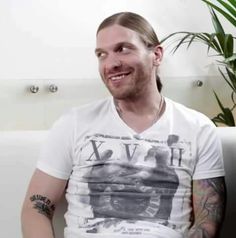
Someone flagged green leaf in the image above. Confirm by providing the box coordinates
[187,34,197,49]
[225,53,236,63]
[219,67,236,91]
[212,112,227,125]
[217,0,236,19]
[227,0,236,8]
[202,0,236,26]
[213,91,236,126]
[212,109,235,126]
[160,31,227,57]
[213,90,225,112]
[160,0,236,127]
[224,34,234,58]
[208,33,222,52]
[200,33,223,53]
[215,33,226,54]
[226,67,236,90]
[231,91,236,105]
[212,110,235,126]
[210,8,225,35]
[224,54,236,73]
[160,31,189,44]
[172,34,193,53]
[222,108,235,126]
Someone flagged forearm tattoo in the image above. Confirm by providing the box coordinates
[30,194,56,219]
[189,177,226,238]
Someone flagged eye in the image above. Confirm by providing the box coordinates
[96,51,107,59]
[117,46,130,54]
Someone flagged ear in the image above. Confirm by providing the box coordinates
[153,45,163,66]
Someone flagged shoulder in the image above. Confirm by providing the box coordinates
[45,97,112,151]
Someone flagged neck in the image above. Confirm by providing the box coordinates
[114,90,162,115]
[113,89,165,133]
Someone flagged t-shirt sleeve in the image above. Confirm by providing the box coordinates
[193,121,225,180]
[37,110,75,180]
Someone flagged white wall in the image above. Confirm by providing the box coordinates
[0,0,222,79]
[0,0,235,130]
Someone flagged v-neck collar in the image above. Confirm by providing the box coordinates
[109,97,169,136]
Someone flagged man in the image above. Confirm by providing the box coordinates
[21,12,226,238]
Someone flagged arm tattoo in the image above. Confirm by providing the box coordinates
[189,177,226,238]
[30,194,56,219]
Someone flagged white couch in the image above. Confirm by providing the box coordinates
[0,128,235,238]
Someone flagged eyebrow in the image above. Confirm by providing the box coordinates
[95,41,136,54]
[94,48,104,55]
[115,42,136,50]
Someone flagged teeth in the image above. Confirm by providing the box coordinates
[111,74,125,81]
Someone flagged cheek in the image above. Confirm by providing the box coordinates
[133,53,152,67]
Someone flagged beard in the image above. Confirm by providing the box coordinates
[101,63,152,100]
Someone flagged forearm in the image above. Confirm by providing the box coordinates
[188,222,220,238]
[21,208,55,238]
[21,192,56,238]
[189,177,226,238]
[21,170,67,238]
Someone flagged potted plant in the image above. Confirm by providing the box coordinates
[161,0,236,126]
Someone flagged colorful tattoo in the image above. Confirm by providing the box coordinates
[30,194,55,219]
[189,177,226,237]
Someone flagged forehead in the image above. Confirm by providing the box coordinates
[96,24,144,49]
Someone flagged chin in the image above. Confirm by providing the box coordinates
[110,92,127,100]
[111,92,136,101]
[106,87,124,99]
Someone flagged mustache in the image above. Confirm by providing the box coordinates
[105,65,132,75]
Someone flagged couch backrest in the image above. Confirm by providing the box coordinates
[216,128,236,237]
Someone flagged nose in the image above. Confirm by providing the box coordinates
[105,54,122,71]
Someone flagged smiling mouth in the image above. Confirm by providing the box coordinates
[110,72,131,81]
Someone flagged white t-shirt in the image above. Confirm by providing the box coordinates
[37,97,225,238]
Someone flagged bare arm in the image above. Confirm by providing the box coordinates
[21,169,68,238]
[188,177,226,238]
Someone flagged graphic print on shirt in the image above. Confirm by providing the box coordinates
[74,133,191,234]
